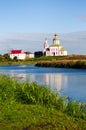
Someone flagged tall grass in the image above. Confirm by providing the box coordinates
[0,75,86,120]
[36,55,86,61]
[0,75,59,106]
[35,60,86,69]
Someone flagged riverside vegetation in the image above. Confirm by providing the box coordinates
[35,55,86,69]
[0,75,86,130]
[0,54,86,129]
[0,54,86,69]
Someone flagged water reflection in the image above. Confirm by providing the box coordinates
[10,73,26,79]
[24,73,68,93]
[40,74,68,92]
[0,65,86,102]
[5,71,68,93]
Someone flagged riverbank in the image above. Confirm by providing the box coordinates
[0,60,35,66]
[35,60,86,69]
[35,55,86,69]
[0,54,86,69]
[0,75,86,130]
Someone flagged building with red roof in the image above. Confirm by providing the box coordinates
[10,49,26,60]
[10,49,34,60]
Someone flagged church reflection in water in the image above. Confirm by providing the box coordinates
[44,74,67,92]
[8,72,68,93]
[28,74,68,93]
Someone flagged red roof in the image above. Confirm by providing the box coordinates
[10,50,24,54]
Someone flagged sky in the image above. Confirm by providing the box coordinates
[0,0,86,54]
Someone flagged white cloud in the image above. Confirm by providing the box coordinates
[60,31,86,54]
[0,32,86,55]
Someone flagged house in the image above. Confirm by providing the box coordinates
[10,50,34,60]
[43,34,67,56]
[25,52,34,58]
[10,50,26,60]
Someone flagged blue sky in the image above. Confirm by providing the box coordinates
[0,0,86,54]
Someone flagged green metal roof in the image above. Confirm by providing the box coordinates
[60,47,66,51]
[50,44,61,47]
[53,37,59,40]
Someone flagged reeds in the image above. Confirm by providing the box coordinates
[35,60,86,69]
[0,75,86,120]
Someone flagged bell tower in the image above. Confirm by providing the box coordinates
[44,38,49,49]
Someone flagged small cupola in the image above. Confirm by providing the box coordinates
[53,34,60,44]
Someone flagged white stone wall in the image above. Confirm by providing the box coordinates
[28,54,34,58]
[63,51,67,56]
[10,53,26,60]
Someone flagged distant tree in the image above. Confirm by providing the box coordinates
[34,51,43,58]
[0,54,4,61]
[3,53,10,60]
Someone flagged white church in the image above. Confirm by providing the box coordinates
[43,34,67,56]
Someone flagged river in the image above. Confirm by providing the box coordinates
[0,65,86,102]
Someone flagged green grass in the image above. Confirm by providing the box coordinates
[0,54,86,66]
[0,75,86,129]
[35,54,86,61]
[1,103,86,130]
[34,54,86,69]
[35,60,86,69]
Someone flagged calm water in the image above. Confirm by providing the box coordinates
[0,65,86,102]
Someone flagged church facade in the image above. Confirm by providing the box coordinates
[43,34,67,56]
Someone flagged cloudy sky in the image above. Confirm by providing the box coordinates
[0,0,86,54]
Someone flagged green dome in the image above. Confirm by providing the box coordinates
[60,47,66,51]
[53,37,59,41]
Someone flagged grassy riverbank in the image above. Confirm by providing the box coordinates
[0,54,86,67]
[35,55,86,69]
[35,60,86,69]
[0,59,35,66]
[0,75,86,130]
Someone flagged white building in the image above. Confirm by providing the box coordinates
[10,50,26,60]
[43,34,67,56]
[25,52,34,58]
[10,50,34,60]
